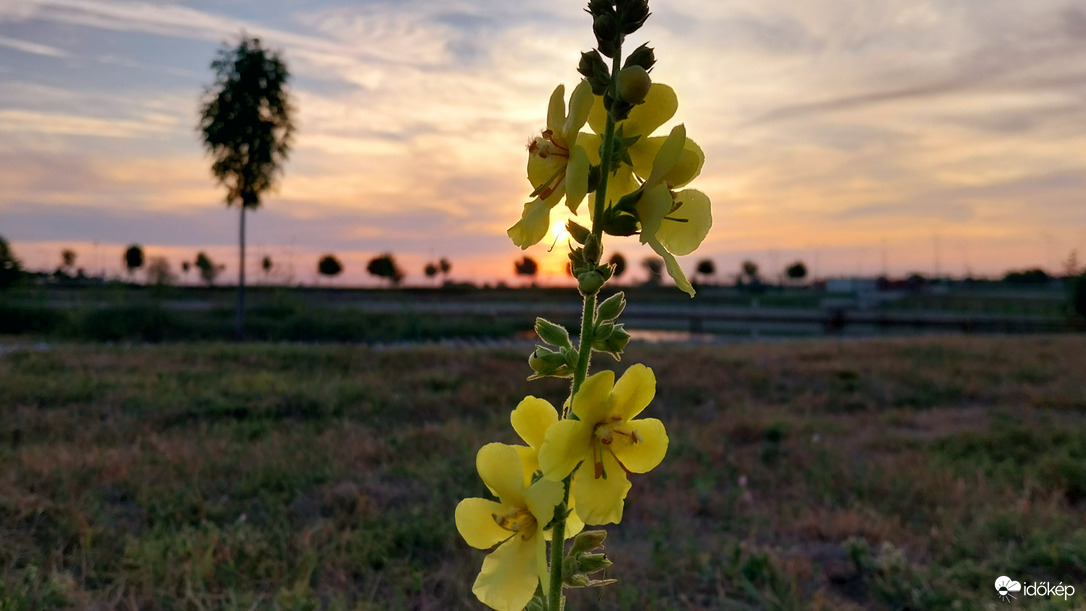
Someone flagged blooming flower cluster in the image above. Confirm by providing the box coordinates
[458,1,712,608]
[456,366,667,609]
[508,74,711,297]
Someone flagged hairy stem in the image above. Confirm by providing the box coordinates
[548,40,623,611]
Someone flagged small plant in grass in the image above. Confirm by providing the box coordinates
[455,1,713,608]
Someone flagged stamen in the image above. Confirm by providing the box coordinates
[529,166,566,198]
[607,447,634,476]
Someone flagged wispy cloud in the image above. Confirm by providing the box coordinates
[0,33,67,56]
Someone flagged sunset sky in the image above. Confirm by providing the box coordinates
[2,0,1084,287]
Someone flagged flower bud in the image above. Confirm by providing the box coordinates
[593,323,630,358]
[593,14,619,57]
[623,43,655,72]
[617,0,650,35]
[616,66,651,105]
[577,553,613,574]
[596,291,626,322]
[578,270,605,295]
[583,234,602,265]
[566,220,591,245]
[578,50,611,96]
[570,530,608,554]
[595,322,615,341]
[528,346,574,379]
[601,211,639,237]
[535,317,571,348]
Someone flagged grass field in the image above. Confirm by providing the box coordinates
[1,337,1084,610]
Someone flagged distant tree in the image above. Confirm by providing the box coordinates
[367,253,404,286]
[740,260,760,285]
[181,260,192,284]
[1063,250,1080,279]
[439,257,451,277]
[695,258,715,284]
[642,257,663,285]
[61,249,77,273]
[195,251,223,286]
[785,261,808,284]
[1003,268,1050,285]
[609,253,627,281]
[318,254,343,281]
[199,35,296,339]
[424,262,439,284]
[262,255,274,277]
[0,236,23,289]
[146,257,176,286]
[515,256,539,279]
[124,244,145,280]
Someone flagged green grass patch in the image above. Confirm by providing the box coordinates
[1,337,1085,609]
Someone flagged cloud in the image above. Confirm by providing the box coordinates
[0,33,67,56]
[0,109,176,138]
[1,0,1084,281]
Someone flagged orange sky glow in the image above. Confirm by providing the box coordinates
[2,0,1084,288]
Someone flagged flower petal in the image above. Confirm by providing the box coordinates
[655,189,712,256]
[588,83,678,138]
[623,83,678,138]
[563,80,594,142]
[539,419,592,481]
[571,369,616,424]
[564,504,585,539]
[511,396,558,450]
[587,94,607,135]
[565,145,590,213]
[523,477,564,527]
[456,497,514,550]
[508,198,556,249]
[513,445,539,487]
[644,124,686,188]
[473,534,539,611]
[634,183,673,242]
[527,152,565,190]
[576,131,602,164]
[589,165,640,218]
[611,364,656,421]
[477,443,527,507]
[571,453,630,525]
[612,417,668,473]
[629,135,705,188]
[648,236,695,297]
[546,84,566,136]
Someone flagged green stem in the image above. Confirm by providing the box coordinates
[547,42,623,611]
[591,51,624,243]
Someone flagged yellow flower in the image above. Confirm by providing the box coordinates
[510,396,586,534]
[508,80,594,249]
[633,124,712,297]
[581,83,705,211]
[537,364,668,525]
[455,443,563,611]
[510,396,558,484]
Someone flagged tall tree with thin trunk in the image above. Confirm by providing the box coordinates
[198,36,295,339]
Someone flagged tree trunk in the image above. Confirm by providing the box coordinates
[235,204,246,340]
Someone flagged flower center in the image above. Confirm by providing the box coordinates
[528,129,569,160]
[591,416,639,479]
[493,507,538,540]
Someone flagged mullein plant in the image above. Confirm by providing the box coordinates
[455,1,712,609]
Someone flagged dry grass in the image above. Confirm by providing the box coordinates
[1,336,1084,609]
